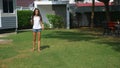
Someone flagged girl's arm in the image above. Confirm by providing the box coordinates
[31,20,33,25]
[41,21,44,30]
[31,16,33,25]
[40,17,44,30]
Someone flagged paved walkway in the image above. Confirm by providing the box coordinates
[0,29,31,44]
[0,33,14,44]
[0,39,13,44]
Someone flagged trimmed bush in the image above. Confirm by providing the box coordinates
[44,23,50,29]
[46,14,64,28]
[17,10,33,29]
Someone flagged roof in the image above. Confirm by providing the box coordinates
[17,0,34,7]
[76,2,113,7]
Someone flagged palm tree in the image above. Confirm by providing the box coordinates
[98,0,110,23]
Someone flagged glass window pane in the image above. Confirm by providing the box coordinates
[9,0,13,13]
[3,0,9,13]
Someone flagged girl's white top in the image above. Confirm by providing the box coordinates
[33,16,42,29]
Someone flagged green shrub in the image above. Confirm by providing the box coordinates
[46,14,64,28]
[17,10,33,29]
[44,23,50,29]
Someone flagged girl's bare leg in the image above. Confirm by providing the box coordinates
[38,32,41,52]
[33,32,37,51]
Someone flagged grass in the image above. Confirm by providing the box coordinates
[0,29,120,68]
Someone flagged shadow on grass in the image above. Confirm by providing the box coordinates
[0,29,16,34]
[97,41,120,52]
[41,45,50,50]
[43,30,120,52]
[17,29,31,33]
[42,30,99,42]
[106,42,120,52]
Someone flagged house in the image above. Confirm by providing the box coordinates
[70,0,120,28]
[0,0,17,30]
[70,1,114,27]
[114,0,120,5]
[17,0,34,10]
[34,0,119,29]
[34,0,71,29]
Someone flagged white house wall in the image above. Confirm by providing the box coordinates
[38,0,75,4]
[37,5,66,26]
[34,1,68,28]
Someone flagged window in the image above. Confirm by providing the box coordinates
[3,0,13,13]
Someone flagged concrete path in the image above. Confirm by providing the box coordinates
[0,33,14,44]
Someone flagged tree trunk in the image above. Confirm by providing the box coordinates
[98,0,110,22]
[91,0,95,28]
[104,2,110,23]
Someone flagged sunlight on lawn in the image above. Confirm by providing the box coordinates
[0,29,120,68]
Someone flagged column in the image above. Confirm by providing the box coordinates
[66,4,70,29]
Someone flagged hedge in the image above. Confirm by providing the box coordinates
[46,14,64,28]
[17,10,33,29]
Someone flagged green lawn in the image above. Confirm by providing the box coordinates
[0,29,120,68]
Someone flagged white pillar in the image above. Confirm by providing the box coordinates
[34,1,38,8]
[15,0,18,33]
[0,10,1,27]
[69,0,75,4]
[66,4,70,29]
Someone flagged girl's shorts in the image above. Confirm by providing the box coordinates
[33,29,42,32]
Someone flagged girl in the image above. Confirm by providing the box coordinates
[31,8,44,52]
